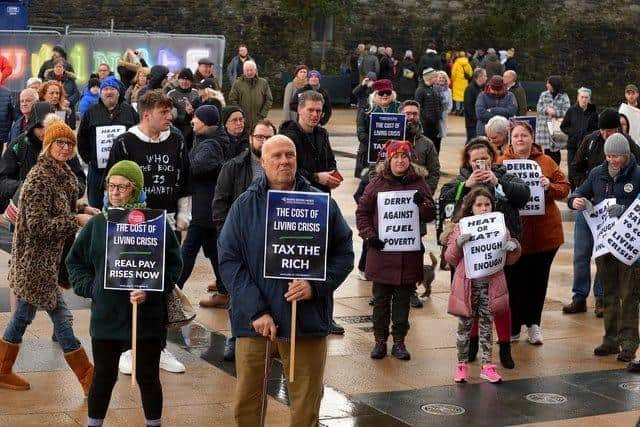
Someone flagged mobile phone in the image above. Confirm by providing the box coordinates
[330,170,344,182]
[475,159,487,170]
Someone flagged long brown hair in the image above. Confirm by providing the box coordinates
[451,187,495,223]
[38,80,67,111]
[461,137,497,168]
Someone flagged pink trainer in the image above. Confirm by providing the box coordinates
[454,362,468,383]
[480,363,502,383]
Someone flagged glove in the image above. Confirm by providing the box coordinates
[608,204,626,218]
[503,241,518,252]
[456,233,473,248]
[413,192,426,205]
[583,199,595,216]
[368,237,386,251]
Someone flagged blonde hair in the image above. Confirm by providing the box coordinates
[40,114,78,159]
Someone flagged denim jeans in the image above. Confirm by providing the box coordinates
[572,213,603,301]
[176,224,225,293]
[3,292,80,353]
[87,164,105,209]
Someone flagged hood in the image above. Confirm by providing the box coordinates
[221,105,244,127]
[456,57,470,66]
[128,125,171,143]
[148,65,169,89]
[27,102,54,132]
[375,160,428,180]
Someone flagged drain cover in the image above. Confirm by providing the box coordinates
[525,393,567,404]
[421,403,465,415]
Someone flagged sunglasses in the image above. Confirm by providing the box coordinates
[378,90,392,97]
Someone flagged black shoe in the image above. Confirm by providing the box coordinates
[223,337,235,361]
[391,340,411,360]
[370,339,387,359]
[330,320,345,335]
[499,341,515,369]
[618,350,635,363]
[628,360,640,372]
[468,336,479,363]
[594,343,620,356]
[410,293,423,308]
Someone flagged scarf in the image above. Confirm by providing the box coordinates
[293,76,308,89]
[102,194,147,218]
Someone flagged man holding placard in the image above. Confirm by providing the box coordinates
[218,135,353,426]
[568,133,640,363]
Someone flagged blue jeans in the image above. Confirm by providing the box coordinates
[176,224,225,293]
[572,213,603,301]
[87,164,105,209]
[3,292,80,353]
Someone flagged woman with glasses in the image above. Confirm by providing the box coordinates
[0,120,97,395]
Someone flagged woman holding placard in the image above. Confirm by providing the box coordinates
[444,187,521,383]
[66,160,182,427]
[499,121,570,345]
[356,140,435,361]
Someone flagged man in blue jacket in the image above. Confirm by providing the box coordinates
[218,135,353,426]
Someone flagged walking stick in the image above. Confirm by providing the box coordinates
[290,299,297,382]
[259,338,273,427]
[131,300,138,390]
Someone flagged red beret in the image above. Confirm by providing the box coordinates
[372,79,393,93]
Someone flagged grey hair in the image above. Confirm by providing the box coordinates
[369,45,377,54]
[485,116,510,137]
[473,67,487,80]
[577,87,592,97]
[243,60,257,71]
[298,90,325,108]
[20,87,39,101]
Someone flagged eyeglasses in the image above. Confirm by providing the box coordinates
[252,134,272,141]
[378,90,392,97]
[53,139,76,148]
[229,117,245,123]
[404,111,419,117]
[107,183,134,193]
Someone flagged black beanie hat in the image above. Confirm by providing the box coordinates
[178,68,194,81]
[195,105,220,126]
[27,102,54,132]
[221,105,244,127]
[599,108,620,130]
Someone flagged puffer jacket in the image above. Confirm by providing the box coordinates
[475,91,517,136]
[451,56,473,102]
[445,224,521,317]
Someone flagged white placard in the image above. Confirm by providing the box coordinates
[603,198,640,265]
[619,103,640,145]
[459,212,508,279]
[583,198,616,259]
[503,159,545,216]
[377,190,420,252]
[95,125,126,169]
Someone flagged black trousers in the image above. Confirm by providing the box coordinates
[372,282,413,340]
[507,249,558,335]
[89,337,164,421]
[358,241,368,272]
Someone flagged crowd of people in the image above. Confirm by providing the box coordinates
[0,38,638,426]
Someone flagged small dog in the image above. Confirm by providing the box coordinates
[420,252,438,298]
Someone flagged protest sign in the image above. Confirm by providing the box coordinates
[104,208,166,291]
[96,125,126,169]
[377,190,420,252]
[603,198,640,265]
[619,103,640,145]
[263,190,329,281]
[367,113,406,163]
[459,212,508,279]
[583,198,616,259]
[503,159,545,215]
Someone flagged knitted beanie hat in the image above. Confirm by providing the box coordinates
[598,108,620,130]
[42,120,76,153]
[106,160,145,202]
[195,105,220,126]
[604,133,630,156]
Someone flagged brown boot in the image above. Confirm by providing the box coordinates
[206,282,218,292]
[0,339,30,390]
[595,299,604,318]
[562,299,587,314]
[199,293,230,308]
[64,347,94,397]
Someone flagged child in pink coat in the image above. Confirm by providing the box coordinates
[443,187,521,383]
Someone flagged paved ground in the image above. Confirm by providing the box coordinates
[1,108,639,426]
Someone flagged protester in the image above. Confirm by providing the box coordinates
[38,80,75,129]
[0,120,95,395]
[620,113,630,134]
[25,77,42,91]
[352,72,377,111]
[37,45,74,80]
[418,42,442,74]
[9,88,38,143]
[226,44,254,84]
[194,58,220,89]
[484,116,510,155]
[228,61,273,132]
[464,68,487,141]
[396,50,418,102]
[43,58,80,124]
[0,54,12,86]
[218,135,353,426]
[435,71,453,142]
[444,187,521,383]
[282,64,308,122]
[451,51,473,115]
[504,48,518,72]
[136,65,169,103]
[500,121,570,345]
[360,45,380,78]
[193,78,226,112]
[67,160,182,427]
[479,48,505,79]
[78,78,101,118]
[289,70,332,126]
[503,70,527,116]
[356,140,435,360]
[77,76,138,209]
[568,133,640,362]
[124,67,149,105]
[117,49,148,90]
[535,75,571,164]
[0,74,14,150]
[414,68,443,152]
[475,75,517,137]
[401,100,441,193]
[167,68,199,149]
[623,84,640,109]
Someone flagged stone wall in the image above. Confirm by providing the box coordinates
[28,0,640,107]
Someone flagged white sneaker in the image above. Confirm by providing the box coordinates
[356,270,367,280]
[118,350,132,375]
[160,349,186,373]
[527,325,543,345]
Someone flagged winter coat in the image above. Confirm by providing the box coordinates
[505,57,518,72]
[406,123,440,192]
[499,144,570,254]
[226,54,254,84]
[78,87,100,118]
[136,65,170,103]
[279,120,337,193]
[508,82,528,116]
[535,91,571,151]
[396,58,418,100]
[228,76,273,132]
[479,53,505,79]
[475,91,517,136]
[9,156,82,310]
[463,81,483,130]
[289,84,332,125]
[415,82,442,129]
[359,53,380,77]
[437,164,530,242]
[379,55,394,80]
[355,100,402,174]
[167,86,199,126]
[418,50,442,74]
[67,213,181,341]
[282,81,301,122]
[356,163,436,285]
[451,57,473,102]
[445,224,520,317]
[218,173,353,338]
[0,86,15,146]
[9,114,26,145]
[352,83,373,110]
[38,59,74,80]
[436,85,453,138]
[573,131,640,187]
[560,103,599,151]
[117,57,148,90]
[211,149,256,231]
[43,69,80,109]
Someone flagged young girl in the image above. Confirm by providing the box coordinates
[443,187,521,383]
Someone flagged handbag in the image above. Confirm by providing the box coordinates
[166,285,196,329]
[547,117,568,150]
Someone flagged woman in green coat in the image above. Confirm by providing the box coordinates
[66,160,182,427]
